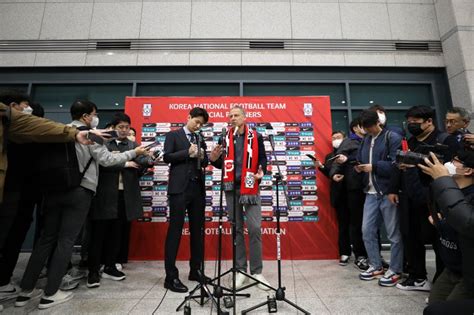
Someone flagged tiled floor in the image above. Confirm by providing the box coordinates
[1,252,434,314]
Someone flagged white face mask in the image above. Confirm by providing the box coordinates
[444,162,457,176]
[90,116,99,129]
[332,139,343,149]
[22,106,33,115]
[378,112,387,125]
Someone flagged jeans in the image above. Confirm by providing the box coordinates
[362,194,403,273]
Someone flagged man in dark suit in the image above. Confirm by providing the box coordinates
[163,107,209,293]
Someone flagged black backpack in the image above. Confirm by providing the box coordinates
[38,126,93,192]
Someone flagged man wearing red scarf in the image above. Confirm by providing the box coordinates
[210,106,270,290]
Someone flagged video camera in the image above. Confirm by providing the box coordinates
[395,143,448,165]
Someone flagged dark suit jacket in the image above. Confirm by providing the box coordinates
[91,139,150,221]
[163,128,208,195]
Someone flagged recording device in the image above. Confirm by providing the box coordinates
[395,143,448,165]
[305,153,318,161]
[267,295,278,313]
[86,131,107,145]
[144,141,160,150]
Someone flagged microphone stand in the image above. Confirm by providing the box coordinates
[176,130,223,313]
[242,124,310,315]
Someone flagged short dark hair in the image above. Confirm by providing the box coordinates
[332,130,346,137]
[0,89,30,106]
[359,110,380,128]
[70,100,98,120]
[368,104,385,112]
[447,107,471,121]
[190,107,209,123]
[349,117,362,133]
[405,105,434,121]
[30,102,44,118]
[104,122,113,129]
[111,112,131,126]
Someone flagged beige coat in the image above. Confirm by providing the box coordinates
[0,102,78,202]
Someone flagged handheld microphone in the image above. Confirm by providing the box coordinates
[233,125,239,137]
[265,123,275,147]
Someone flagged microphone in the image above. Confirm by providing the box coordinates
[233,125,239,137]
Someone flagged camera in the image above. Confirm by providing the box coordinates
[396,143,448,165]
[396,150,432,165]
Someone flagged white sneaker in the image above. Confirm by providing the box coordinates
[0,283,17,300]
[67,267,86,281]
[115,263,123,271]
[38,290,73,309]
[234,273,247,289]
[59,274,80,291]
[15,288,43,307]
[253,274,271,291]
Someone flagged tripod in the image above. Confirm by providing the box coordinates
[242,124,310,315]
[176,131,225,314]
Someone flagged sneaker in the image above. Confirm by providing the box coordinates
[87,271,101,288]
[339,255,350,266]
[115,263,123,271]
[102,266,126,281]
[253,274,271,291]
[378,269,401,287]
[67,267,86,281]
[354,257,370,271]
[15,288,43,307]
[396,278,432,292]
[234,272,247,289]
[0,283,17,300]
[359,266,384,281]
[38,290,73,309]
[59,274,80,291]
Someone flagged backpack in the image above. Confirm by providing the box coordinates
[38,126,93,192]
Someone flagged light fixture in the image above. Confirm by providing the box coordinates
[397,100,402,104]
[341,101,346,104]
[114,102,119,106]
[369,101,374,104]
[59,104,63,108]
[106,52,114,56]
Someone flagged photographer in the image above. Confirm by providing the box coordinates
[418,152,474,314]
[389,106,459,292]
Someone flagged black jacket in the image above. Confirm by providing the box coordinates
[319,150,344,208]
[91,139,150,221]
[330,137,364,192]
[163,128,208,195]
[432,176,474,292]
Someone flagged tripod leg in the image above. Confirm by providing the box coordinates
[282,298,311,315]
[241,300,268,315]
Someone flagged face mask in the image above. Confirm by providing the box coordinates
[378,113,387,125]
[90,116,99,129]
[332,139,343,149]
[407,123,424,136]
[22,106,33,115]
[444,162,457,176]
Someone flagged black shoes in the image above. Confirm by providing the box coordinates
[188,270,211,283]
[164,278,188,293]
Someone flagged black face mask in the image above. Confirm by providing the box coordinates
[407,123,424,136]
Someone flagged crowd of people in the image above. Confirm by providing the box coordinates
[0,88,473,313]
[317,105,474,313]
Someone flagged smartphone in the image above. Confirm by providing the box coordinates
[348,160,361,165]
[144,141,160,149]
[104,130,119,138]
[87,131,104,145]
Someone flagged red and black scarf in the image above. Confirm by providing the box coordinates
[223,125,259,204]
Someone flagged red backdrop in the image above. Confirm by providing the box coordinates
[125,96,338,260]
